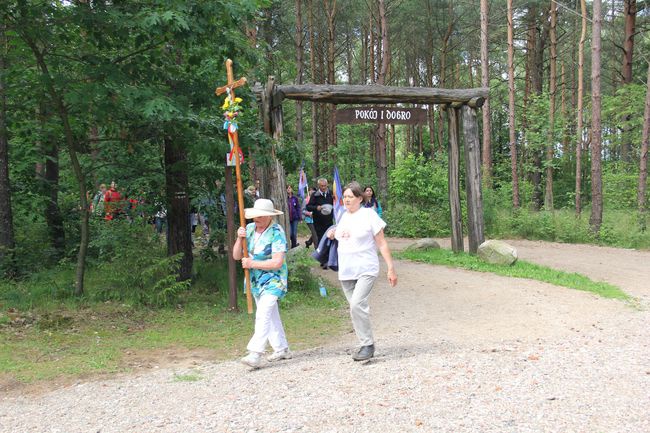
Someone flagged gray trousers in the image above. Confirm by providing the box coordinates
[340,275,377,346]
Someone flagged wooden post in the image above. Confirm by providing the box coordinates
[447,108,464,253]
[215,59,253,314]
[224,166,238,312]
[461,105,485,253]
[259,76,290,237]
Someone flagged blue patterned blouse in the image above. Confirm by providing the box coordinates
[245,222,288,298]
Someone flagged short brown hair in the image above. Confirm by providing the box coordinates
[344,181,364,198]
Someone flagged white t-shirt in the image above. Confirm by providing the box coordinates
[335,207,387,280]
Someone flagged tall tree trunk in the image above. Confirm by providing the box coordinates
[375,0,391,203]
[637,61,650,228]
[561,62,570,155]
[325,0,337,163]
[620,0,636,163]
[43,130,65,258]
[307,0,319,177]
[346,22,353,85]
[545,0,557,210]
[164,135,193,281]
[27,40,88,296]
[37,103,66,259]
[576,0,587,215]
[507,0,520,208]
[294,0,304,145]
[480,0,492,184]
[390,124,395,168]
[426,0,436,155]
[0,20,15,274]
[590,0,603,234]
[529,5,549,211]
[361,23,368,84]
[621,0,636,85]
[437,1,454,153]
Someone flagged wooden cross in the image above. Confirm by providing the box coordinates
[215,59,253,314]
[215,59,247,97]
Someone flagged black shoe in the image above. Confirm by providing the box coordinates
[305,240,312,248]
[352,344,375,361]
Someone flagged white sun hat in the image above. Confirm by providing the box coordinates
[245,198,284,219]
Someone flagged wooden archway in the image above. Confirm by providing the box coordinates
[253,78,489,254]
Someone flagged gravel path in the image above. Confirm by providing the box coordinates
[1,239,649,433]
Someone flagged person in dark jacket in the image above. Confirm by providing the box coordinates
[305,177,334,245]
[287,185,301,248]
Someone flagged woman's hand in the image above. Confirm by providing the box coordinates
[326,227,336,239]
[387,268,398,287]
[241,257,253,269]
[237,227,246,238]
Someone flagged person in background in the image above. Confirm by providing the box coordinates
[244,185,257,209]
[233,199,292,369]
[189,206,199,247]
[91,184,107,217]
[104,181,123,220]
[362,185,383,218]
[327,181,397,362]
[302,186,318,249]
[306,177,334,245]
[287,185,301,248]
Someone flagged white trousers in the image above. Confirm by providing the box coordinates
[340,275,377,346]
[246,294,289,354]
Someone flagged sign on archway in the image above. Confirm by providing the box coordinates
[335,107,427,125]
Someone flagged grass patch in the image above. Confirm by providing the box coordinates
[0,253,347,386]
[396,248,629,300]
[172,371,204,382]
[0,288,346,384]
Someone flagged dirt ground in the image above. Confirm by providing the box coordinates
[315,237,649,349]
[3,237,648,397]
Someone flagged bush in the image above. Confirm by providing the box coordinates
[88,220,190,307]
[389,154,448,209]
[286,248,320,293]
[384,206,450,238]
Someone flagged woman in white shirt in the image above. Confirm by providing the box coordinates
[327,181,397,361]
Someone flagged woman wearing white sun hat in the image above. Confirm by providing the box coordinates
[233,198,292,368]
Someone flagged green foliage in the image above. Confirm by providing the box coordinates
[286,247,320,294]
[484,205,650,250]
[602,163,644,210]
[602,84,645,157]
[397,248,629,300]
[384,207,450,238]
[389,154,448,209]
[87,221,190,306]
[384,154,451,237]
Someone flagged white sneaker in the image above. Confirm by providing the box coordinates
[267,349,292,362]
[240,352,263,368]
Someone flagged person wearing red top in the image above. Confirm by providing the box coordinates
[104,181,122,220]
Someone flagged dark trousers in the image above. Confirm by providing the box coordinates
[305,223,318,248]
[289,220,299,248]
[314,222,332,247]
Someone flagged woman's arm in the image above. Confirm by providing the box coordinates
[232,226,246,260]
[241,252,285,271]
[374,229,397,287]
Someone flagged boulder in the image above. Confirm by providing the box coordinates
[477,240,518,265]
[406,238,441,251]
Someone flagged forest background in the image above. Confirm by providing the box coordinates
[0,0,649,351]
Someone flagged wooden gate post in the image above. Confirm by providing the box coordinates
[259,76,290,236]
[461,105,485,253]
[447,107,464,253]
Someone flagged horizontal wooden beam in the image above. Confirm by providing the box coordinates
[252,83,489,106]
